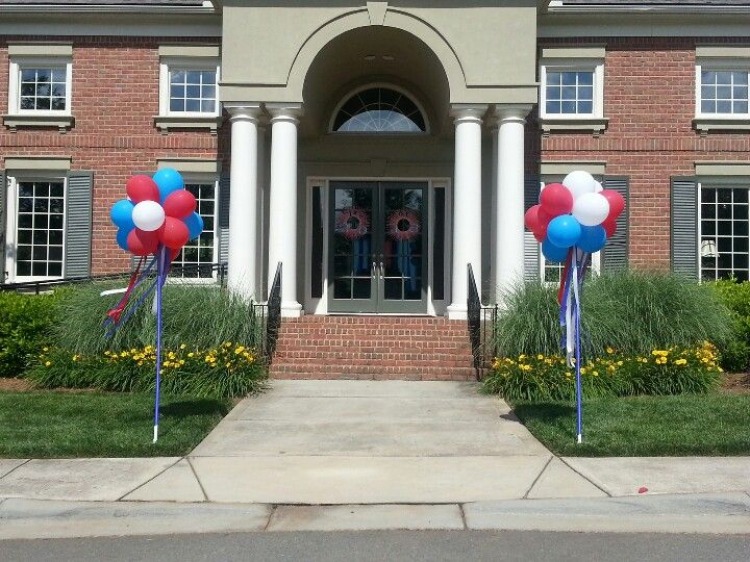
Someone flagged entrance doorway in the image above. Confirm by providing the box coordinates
[328,181,427,313]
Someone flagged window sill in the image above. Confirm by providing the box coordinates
[3,114,74,132]
[539,117,608,136]
[693,117,750,135]
[153,115,223,135]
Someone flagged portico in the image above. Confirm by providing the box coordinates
[220,1,538,317]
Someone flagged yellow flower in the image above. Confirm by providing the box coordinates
[180,343,187,350]
[536,354,544,360]
[44,361,51,367]
[188,352,195,358]
[520,364,532,372]
[606,347,615,354]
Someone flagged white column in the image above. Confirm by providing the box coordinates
[267,104,303,317]
[226,105,262,301]
[494,106,531,302]
[447,105,486,320]
[489,117,499,299]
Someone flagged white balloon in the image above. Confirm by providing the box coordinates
[563,170,597,199]
[132,200,165,232]
[594,180,603,193]
[572,192,610,227]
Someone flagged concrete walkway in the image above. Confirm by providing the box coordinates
[1,380,749,539]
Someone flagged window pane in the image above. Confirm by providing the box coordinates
[333,87,426,132]
[172,182,216,278]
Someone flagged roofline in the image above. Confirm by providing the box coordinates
[0,4,217,16]
[547,4,750,15]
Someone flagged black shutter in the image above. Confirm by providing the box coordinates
[671,177,699,280]
[523,175,541,281]
[218,175,230,265]
[64,171,93,278]
[601,176,629,272]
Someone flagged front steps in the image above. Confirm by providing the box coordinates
[269,316,477,381]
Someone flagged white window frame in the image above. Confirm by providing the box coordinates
[694,47,750,133]
[697,181,750,283]
[9,56,73,117]
[540,60,603,121]
[168,174,220,284]
[159,57,220,118]
[695,60,750,120]
[538,180,601,285]
[4,172,67,283]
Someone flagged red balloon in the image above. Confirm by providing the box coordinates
[540,183,574,217]
[168,247,181,262]
[127,228,159,256]
[126,175,160,204]
[600,189,626,221]
[602,218,618,238]
[533,227,546,243]
[158,216,190,250]
[524,205,542,231]
[163,189,196,219]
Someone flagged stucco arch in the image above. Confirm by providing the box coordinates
[286,8,467,103]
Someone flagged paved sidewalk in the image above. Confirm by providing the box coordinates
[1,381,749,539]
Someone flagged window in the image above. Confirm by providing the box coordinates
[166,67,218,115]
[699,185,749,282]
[694,47,750,133]
[699,70,749,116]
[331,86,427,133]
[4,44,74,131]
[539,47,607,134]
[155,46,221,133]
[4,177,66,281]
[171,181,218,279]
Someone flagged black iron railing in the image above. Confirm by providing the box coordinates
[265,262,282,359]
[467,264,499,380]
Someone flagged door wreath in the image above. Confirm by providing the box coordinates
[387,208,421,241]
[335,207,370,240]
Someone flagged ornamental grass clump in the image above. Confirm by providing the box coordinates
[482,342,722,401]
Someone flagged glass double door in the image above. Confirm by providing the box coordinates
[329,181,427,313]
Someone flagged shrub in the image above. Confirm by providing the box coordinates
[494,271,732,358]
[0,291,61,377]
[28,341,266,399]
[482,342,722,401]
[708,280,750,372]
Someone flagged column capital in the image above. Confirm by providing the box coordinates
[450,104,488,125]
[494,104,533,124]
[267,103,303,124]
[225,104,263,122]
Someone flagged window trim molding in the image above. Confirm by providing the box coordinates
[694,55,750,133]
[539,50,606,135]
[4,53,74,132]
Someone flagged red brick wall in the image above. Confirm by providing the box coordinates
[534,37,750,270]
[0,36,227,275]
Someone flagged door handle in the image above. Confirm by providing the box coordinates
[379,261,384,280]
[372,261,377,279]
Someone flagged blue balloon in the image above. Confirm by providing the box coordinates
[153,168,184,203]
[116,227,132,251]
[110,199,135,231]
[542,238,569,263]
[578,225,607,253]
[184,212,204,241]
[547,214,582,249]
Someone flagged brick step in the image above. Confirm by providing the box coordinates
[269,315,476,381]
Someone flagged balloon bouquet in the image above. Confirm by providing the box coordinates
[106,168,203,443]
[524,171,625,443]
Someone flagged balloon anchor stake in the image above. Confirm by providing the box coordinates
[577,433,582,444]
[153,425,159,444]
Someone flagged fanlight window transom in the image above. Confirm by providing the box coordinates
[333,87,427,133]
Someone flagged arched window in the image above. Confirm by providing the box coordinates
[332,87,427,133]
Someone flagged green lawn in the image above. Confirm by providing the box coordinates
[511,393,750,457]
[0,391,231,458]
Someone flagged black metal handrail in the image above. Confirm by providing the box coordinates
[0,262,228,294]
[266,262,282,359]
[467,264,499,380]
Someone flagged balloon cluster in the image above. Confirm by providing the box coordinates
[524,171,625,262]
[110,168,204,258]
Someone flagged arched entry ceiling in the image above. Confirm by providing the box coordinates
[301,26,450,139]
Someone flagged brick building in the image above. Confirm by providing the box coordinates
[1,0,749,321]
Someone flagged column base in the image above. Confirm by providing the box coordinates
[280,301,303,318]
[446,303,468,321]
